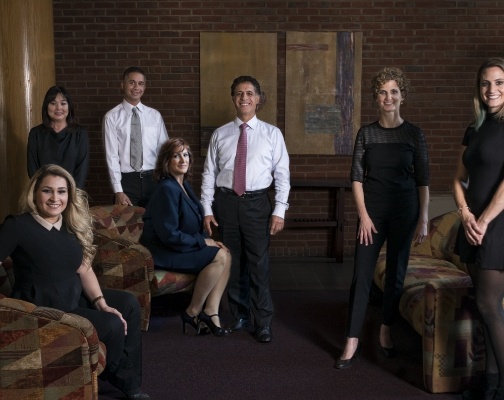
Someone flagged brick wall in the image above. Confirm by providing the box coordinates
[52,0,504,257]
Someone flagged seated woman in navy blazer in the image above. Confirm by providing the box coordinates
[140,138,231,336]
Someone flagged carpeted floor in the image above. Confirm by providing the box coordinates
[99,290,461,400]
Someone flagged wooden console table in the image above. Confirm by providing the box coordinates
[286,179,351,263]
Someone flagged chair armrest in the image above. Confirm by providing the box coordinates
[0,296,105,398]
[422,279,484,393]
[92,232,152,331]
[0,257,15,297]
[93,232,154,281]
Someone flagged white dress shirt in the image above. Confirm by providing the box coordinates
[103,100,169,193]
[201,115,290,218]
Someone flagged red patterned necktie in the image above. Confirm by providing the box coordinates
[233,123,248,196]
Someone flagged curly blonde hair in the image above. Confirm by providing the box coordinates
[371,67,411,100]
[20,164,96,266]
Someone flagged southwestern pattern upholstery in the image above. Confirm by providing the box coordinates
[90,205,197,331]
[374,211,485,393]
[0,258,106,399]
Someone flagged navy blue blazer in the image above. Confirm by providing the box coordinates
[140,176,209,268]
[140,177,206,253]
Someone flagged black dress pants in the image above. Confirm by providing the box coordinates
[214,189,274,328]
[346,198,418,338]
[72,288,143,392]
[121,171,156,207]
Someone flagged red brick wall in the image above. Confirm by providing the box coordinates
[52,1,504,257]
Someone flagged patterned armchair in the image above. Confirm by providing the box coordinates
[0,258,106,399]
[90,205,197,331]
[374,211,484,393]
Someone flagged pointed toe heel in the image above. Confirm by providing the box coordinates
[334,344,361,370]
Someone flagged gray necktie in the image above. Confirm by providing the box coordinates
[130,107,143,171]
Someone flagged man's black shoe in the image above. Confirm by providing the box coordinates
[105,376,151,400]
[121,389,151,400]
[229,318,251,332]
[254,326,272,343]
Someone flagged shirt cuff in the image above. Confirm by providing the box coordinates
[272,204,287,219]
[202,204,214,216]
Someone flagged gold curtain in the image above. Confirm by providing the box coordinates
[0,0,55,221]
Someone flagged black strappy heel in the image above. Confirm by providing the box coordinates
[198,311,228,337]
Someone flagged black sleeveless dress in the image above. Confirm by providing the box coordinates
[455,114,504,269]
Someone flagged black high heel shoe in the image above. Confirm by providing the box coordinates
[198,311,228,337]
[380,345,397,358]
[334,343,362,369]
[181,310,199,334]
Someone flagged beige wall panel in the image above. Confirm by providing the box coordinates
[0,0,55,221]
[200,32,277,155]
[286,32,337,155]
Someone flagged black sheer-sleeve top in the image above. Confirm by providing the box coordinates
[350,120,429,203]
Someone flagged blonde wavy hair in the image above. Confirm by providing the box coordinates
[20,164,96,266]
[472,57,504,130]
[371,67,411,101]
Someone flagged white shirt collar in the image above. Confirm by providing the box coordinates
[235,115,258,129]
[31,212,63,231]
[122,99,143,114]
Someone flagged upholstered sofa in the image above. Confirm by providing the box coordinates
[374,210,485,393]
[90,205,197,331]
[0,258,106,399]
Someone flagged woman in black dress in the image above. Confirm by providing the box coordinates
[27,86,89,189]
[335,67,430,369]
[454,57,504,400]
[0,164,149,399]
[140,138,231,336]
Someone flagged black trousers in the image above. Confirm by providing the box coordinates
[346,198,418,338]
[121,171,156,207]
[72,288,143,392]
[214,189,274,328]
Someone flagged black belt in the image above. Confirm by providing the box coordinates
[122,170,153,178]
[220,187,268,198]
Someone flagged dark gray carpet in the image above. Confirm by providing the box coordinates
[99,290,460,400]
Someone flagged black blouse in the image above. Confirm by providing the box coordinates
[27,123,89,189]
[350,121,429,203]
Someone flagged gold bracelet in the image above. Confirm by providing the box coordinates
[91,295,104,308]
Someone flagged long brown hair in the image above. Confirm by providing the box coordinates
[153,138,193,182]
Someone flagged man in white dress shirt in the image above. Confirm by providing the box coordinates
[201,76,290,343]
[103,66,168,207]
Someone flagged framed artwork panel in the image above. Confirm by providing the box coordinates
[285,31,362,155]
